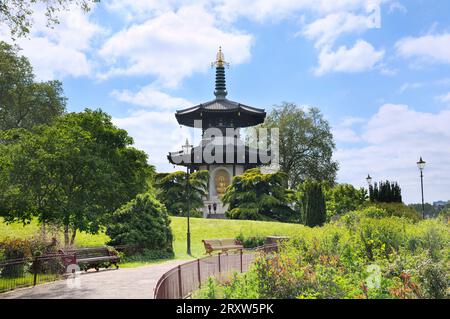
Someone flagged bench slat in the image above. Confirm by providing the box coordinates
[203,239,243,254]
[77,256,119,263]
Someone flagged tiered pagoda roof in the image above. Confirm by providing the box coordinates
[168,47,267,167]
[174,47,266,129]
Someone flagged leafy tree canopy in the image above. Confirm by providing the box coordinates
[262,102,338,188]
[0,0,99,38]
[325,183,367,219]
[222,168,295,222]
[0,41,66,130]
[0,109,151,246]
[106,193,174,256]
[155,170,209,218]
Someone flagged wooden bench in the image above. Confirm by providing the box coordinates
[66,247,120,272]
[202,239,243,255]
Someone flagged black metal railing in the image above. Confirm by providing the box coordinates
[0,254,71,293]
[154,244,279,299]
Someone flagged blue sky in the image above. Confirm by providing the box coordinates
[1,0,450,203]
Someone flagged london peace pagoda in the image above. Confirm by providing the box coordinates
[168,48,267,219]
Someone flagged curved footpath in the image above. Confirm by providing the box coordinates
[0,259,187,299]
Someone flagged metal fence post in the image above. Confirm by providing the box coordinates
[178,265,183,299]
[197,259,201,288]
[218,253,221,273]
[240,249,243,273]
[33,257,38,286]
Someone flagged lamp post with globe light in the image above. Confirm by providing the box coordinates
[182,139,193,255]
[417,157,426,219]
[366,174,373,202]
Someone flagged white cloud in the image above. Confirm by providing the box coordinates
[105,0,197,21]
[111,85,193,109]
[0,6,103,80]
[334,127,362,143]
[98,4,253,87]
[296,2,385,76]
[302,12,372,49]
[335,104,450,203]
[333,116,365,143]
[399,79,450,94]
[314,40,384,76]
[103,0,387,78]
[113,110,192,171]
[341,116,366,127]
[399,82,425,94]
[388,2,407,14]
[396,33,450,65]
[436,92,450,103]
[214,0,381,23]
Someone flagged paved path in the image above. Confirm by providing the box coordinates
[0,259,187,299]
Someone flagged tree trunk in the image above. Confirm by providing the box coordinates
[41,223,47,241]
[64,225,70,247]
[70,229,77,246]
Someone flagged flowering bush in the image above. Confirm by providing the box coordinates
[195,214,449,299]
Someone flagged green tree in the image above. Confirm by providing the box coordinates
[297,180,327,227]
[371,181,402,203]
[106,193,174,256]
[222,168,295,222]
[155,170,209,217]
[262,102,338,188]
[0,109,151,246]
[0,41,66,130]
[0,0,99,38]
[325,184,367,219]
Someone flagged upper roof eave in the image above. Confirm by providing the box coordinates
[175,99,265,116]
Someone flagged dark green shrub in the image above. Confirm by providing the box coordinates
[373,203,421,222]
[0,238,32,260]
[155,170,208,217]
[235,233,266,248]
[0,239,32,277]
[223,168,294,222]
[298,180,327,227]
[123,249,174,263]
[358,219,403,261]
[0,237,63,277]
[418,260,448,299]
[422,227,445,261]
[106,193,174,258]
[370,180,402,203]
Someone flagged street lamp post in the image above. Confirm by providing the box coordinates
[366,174,373,201]
[417,157,426,219]
[182,138,193,255]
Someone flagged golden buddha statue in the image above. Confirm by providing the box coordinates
[215,170,230,197]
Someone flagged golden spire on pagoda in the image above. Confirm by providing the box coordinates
[212,46,229,68]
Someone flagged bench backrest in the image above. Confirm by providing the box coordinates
[203,239,222,248]
[220,238,238,246]
[203,239,241,248]
[75,247,110,259]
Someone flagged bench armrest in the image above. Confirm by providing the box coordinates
[202,240,214,253]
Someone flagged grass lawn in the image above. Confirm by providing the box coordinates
[170,217,306,259]
[0,218,109,247]
[0,216,306,292]
[0,216,307,261]
[0,273,59,293]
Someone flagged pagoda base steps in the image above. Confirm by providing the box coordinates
[206,214,227,219]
